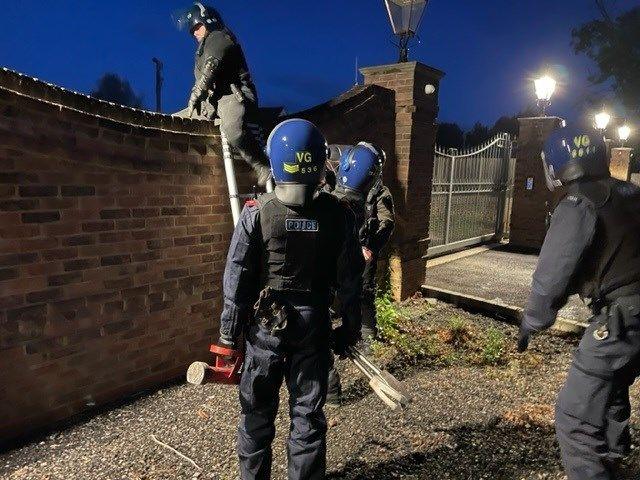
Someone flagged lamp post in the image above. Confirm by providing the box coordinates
[534,75,556,116]
[384,0,429,63]
[594,110,611,133]
[152,57,163,113]
[618,124,631,146]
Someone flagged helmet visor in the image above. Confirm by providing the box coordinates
[172,7,202,32]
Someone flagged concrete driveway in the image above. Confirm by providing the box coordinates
[424,245,592,324]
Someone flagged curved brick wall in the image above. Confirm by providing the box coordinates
[0,68,255,444]
[0,60,443,444]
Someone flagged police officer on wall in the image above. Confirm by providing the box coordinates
[217,118,364,479]
[173,2,271,185]
[518,123,640,480]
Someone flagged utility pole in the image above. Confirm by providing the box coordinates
[152,58,163,113]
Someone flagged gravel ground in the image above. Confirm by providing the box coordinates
[1,300,639,480]
[425,248,592,322]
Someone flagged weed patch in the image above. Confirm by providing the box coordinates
[372,297,510,368]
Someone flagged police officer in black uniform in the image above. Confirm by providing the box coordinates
[326,142,385,404]
[174,2,271,185]
[518,124,640,480]
[218,118,363,479]
[333,143,394,343]
[360,149,395,344]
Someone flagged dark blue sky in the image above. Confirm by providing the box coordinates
[0,1,635,129]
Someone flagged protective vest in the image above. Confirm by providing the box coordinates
[572,178,640,300]
[256,192,346,296]
[331,188,365,233]
[194,29,256,102]
[362,180,382,244]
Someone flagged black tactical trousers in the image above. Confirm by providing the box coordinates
[216,88,270,175]
[555,296,640,480]
[238,302,330,480]
[361,255,378,339]
[174,87,269,176]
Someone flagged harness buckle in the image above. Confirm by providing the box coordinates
[593,324,610,341]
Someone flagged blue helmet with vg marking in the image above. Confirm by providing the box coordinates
[336,142,384,195]
[266,118,328,207]
[541,122,609,191]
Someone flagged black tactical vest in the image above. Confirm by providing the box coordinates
[195,29,256,101]
[362,180,382,243]
[332,188,365,233]
[572,178,640,300]
[256,192,346,297]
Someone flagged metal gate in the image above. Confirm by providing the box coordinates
[428,133,514,257]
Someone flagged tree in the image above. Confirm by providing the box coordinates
[90,73,144,109]
[436,122,464,149]
[489,106,538,138]
[571,6,640,120]
[489,116,519,138]
[465,122,491,147]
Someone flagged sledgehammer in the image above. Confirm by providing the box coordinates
[346,346,410,411]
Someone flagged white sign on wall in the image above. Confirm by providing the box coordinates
[526,177,534,190]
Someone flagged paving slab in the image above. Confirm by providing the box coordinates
[424,247,591,323]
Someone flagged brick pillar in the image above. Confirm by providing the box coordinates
[510,116,564,250]
[360,62,444,300]
[610,147,633,181]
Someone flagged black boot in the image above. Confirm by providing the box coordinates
[326,364,342,406]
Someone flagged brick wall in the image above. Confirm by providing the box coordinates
[509,116,564,250]
[0,68,252,444]
[361,63,443,299]
[610,147,633,181]
[296,62,444,300]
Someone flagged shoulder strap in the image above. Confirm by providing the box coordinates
[254,191,277,210]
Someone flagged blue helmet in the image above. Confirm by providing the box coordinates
[336,142,384,194]
[173,3,224,33]
[266,119,328,206]
[541,123,609,191]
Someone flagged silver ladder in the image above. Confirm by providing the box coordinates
[218,121,274,225]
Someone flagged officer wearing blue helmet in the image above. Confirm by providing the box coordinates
[335,143,394,345]
[333,142,385,232]
[218,118,363,479]
[326,142,391,403]
[518,123,640,480]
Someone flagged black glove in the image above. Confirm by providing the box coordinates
[187,86,206,118]
[517,323,533,353]
[332,325,360,358]
[219,333,236,349]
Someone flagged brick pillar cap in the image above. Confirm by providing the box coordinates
[518,116,565,124]
[360,61,445,80]
[611,147,633,152]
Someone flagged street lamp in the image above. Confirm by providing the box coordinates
[594,110,611,132]
[384,0,429,63]
[618,124,631,146]
[534,75,556,116]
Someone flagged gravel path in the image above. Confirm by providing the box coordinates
[2,301,638,480]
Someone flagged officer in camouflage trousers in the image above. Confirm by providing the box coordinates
[218,119,363,479]
[519,124,640,480]
[360,166,395,344]
[173,2,271,185]
[327,142,391,404]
